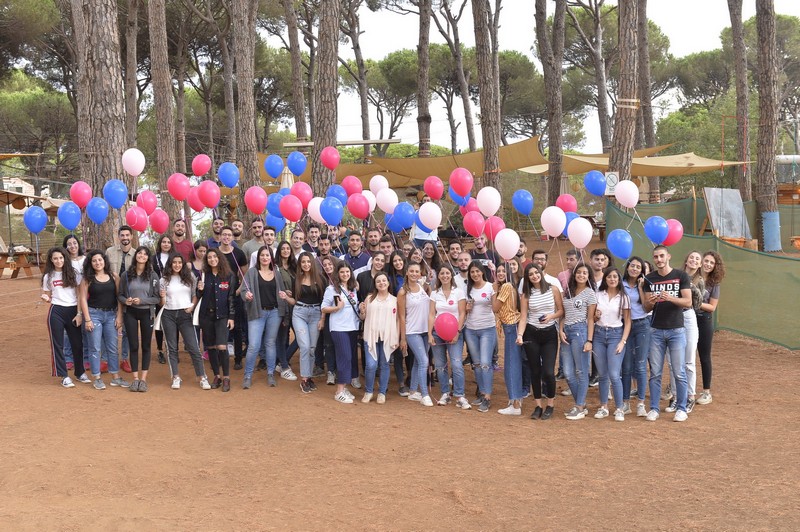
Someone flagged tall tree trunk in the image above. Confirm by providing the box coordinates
[205,66,215,179]
[219,35,236,162]
[608,0,637,183]
[174,20,188,175]
[471,0,501,190]
[148,0,180,221]
[124,0,139,148]
[637,0,659,202]
[417,0,432,158]
[232,0,260,194]
[535,0,567,208]
[282,0,308,142]
[340,1,371,158]
[728,0,752,201]
[312,0,340,195]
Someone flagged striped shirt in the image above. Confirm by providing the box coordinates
[526,288,556,328]
[563,288,597,326]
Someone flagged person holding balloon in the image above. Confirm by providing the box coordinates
[398,263,433,407]
[428,265,468,408]
[464,260,498,413]
[105,226,135,373]
[360,272,400,404]
[196,248,236,392]
[493,263,525,416]
[621,257,651,418]
[321,261,362,404]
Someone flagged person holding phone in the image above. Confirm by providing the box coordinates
[197,248,236,392]
[322,261,361,404]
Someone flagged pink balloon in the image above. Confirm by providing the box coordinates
[369,175,389,195]
[290,182,314,208]
[197,180,220,208]
[663,219,684,246]
[418,202,442,229]
[450,167,473,197]
[279,194,303,222]
[347,193,370,220]
[192,154,212,176]
[244,186,267,215]
[135,190,158,215]
[308,197,325,224]
[541,206,567,238]
[494,228,521,261]
[434,313,459,343]
[476,186,501,217]
[362,190,377,212]
[149,208,170,234]
[555,194,578,214]
[187,187,205,213]
[484,216,506,240]
[167,173,191,201]
[69,181,92,209]
[125,206,148,232]
[341,175,363,197]
[121,148,146,177]
[423,176,444,200]
[459,197,479,216]
[615,180,640,209]
[320,146,340,170]
[463,211,485,238]
[567,217,593,249]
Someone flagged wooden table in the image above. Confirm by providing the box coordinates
[0,251,37,278]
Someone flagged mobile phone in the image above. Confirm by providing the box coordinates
[538,315,546,323]
[334,295,341,305]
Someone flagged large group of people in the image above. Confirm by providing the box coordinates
[41,210,726,422]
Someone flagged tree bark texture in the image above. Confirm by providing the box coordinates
[471,0,500,190]
[220,34,237,162]
[232,0,260,194]
[340,0,371,158]
[312,0,340,195]
[608,0,637,183]
[728,0,752,201]
[754,0,779,215]
[124,0,139,148]
[416,0,432,158]
[173,16,189,176]
[283,0,308,142]
[637,0,659,202]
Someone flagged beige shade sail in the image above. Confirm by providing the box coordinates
[518,144,674,175]
[560,152,748,177]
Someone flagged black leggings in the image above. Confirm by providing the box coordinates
[123,306,154,372]
[523,325,559,399]
[48,304,84,378]
[696,312,714,390]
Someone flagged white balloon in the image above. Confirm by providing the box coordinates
[121,148,146,177]
[540,206,567,238]
[370,174,389,195]
[362,190,377,212]
[615,179,640,209]
[307,196,325,224]
[418,202,442,230]
[494,228,521,261]
[376,188,398,214]
[567,217,593,249]
[476,186,502,217]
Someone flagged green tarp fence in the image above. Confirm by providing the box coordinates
[606,199,800,350]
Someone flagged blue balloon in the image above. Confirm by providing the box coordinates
[384,212,404,233]
[266,214,285,232]
[267,193,282,217]
[393,202,415,229]
[86,197,109,225]
[562,211,580,237]
[512,189,534,216]
[286,151,307,176]
[320,197,344,226]
[584,170,607,196]
[414,210,432,233]
[23,206,47,234]
[448,186,469,207]
[103,179,129,209]
[326,184,348,206]
[278,187,291,197]
[57,201,81,231]
[644,216,669,245]
[607,229,634,260]
[264,154,284,179]
[218,162,240,188]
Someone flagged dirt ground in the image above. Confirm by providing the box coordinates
[2,267,799,531]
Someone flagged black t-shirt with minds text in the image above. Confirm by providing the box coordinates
[643,267,691,330]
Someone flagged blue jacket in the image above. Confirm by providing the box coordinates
[197,271,236,320]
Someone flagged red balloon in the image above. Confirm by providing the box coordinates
[423,176,444,200]
[484,216,506,240]
[434,313,459,343]
[663,218,684,246]
[167,173,191,201]
[320,146,340,170]
[449,167,473,197]
[192,154,212,176]
[125,206,148,232]
[135,190,158,215]
[69,181,93,209]
[187,187,205,212]
[556,194,578,214]
[197,180,220,208]
[244,186,268,215]
[149,208,170,234]
[463,211,485,238]
[290,182,313,209]
[279,194,303,222]
[341,175,363,197]
[347,193,370,220]
[459,197,480,216]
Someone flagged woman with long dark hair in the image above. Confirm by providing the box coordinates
[398,262,433,407]
[361,272,399,403]
[621,256,650,417]
[118,246,160,392]
[321,261,361,404]
[42,247,90,387]
[191,240,208,279]
[151,234,175,364]
[197,248,236,391]
[464,260,498,413]
[387,250,407,296]
[274,240,298,381]
[560,263,596,420]
[421,241,441,286]
[695,251,725,406]
[319,255,338,385]
[428,265,467,408]
[387,250,411,395]
[62,234,87,371]
[493,262,524,415]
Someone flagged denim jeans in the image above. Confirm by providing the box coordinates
[561,322,590,406]
[593,325,624,409]
[161,309,204,377]
[648,327,688,413]
[365,340,391,394]
[406,333,430,397]
[245,309,281,378]
[464,326,497,396]
[501,324,524,401]
[431,331,465,397]
[622,318,651,401]
[670,310,698,397]
[293,305,321,378]
[88,307,119,377]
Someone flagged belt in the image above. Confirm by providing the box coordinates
[295,302,320,308]
[261,306,277,311]
[89,306,116,311]
[632,317,649,322]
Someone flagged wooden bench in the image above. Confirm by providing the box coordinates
[0,251,37,278]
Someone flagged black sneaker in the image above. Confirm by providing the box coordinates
[398,386,410,397]
[588,374,599,387]
[541,405,554,420]
[555,370,565,381]
[210,377,222,389]
[300,380,312,394]
[470,392,485,406]
[478,398,490,413]
[312,366,325,378]
[687,399,695,413]
[530,406,543,420]
[256,359,267,371]
[308,379,318,391]
[157,351,166,364]
[665,399,678,413]
[234,361,243,371]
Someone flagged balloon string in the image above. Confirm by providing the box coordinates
[526,215,542,239]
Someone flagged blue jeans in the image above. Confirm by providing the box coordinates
[245,309,281,378]
[622,318,651,401]
[293,305,321,378]
[593,325,624,409]
[501,324,524,401]
[671,310,698,397]
[365,340,390,394]
[88,308,119,376]
[649,327,688,413]
[464,326,497,396]
[561,322,590,406]
[405,333,429,396]
[432,331,465,397]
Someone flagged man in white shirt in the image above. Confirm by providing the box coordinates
[453,251,472,292]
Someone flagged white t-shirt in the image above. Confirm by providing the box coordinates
[161,276,194,310]
[595,290,630,328]
[71,256,85,285]
[43,272,78,307]
[431,286,465,320]
[403,287,430,334]
[454,273,468,292]
[465,283,495,330]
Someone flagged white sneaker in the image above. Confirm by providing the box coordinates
[594,407,609,419]
[61,376,75,388]
[281,368,298,381]
[696,391,713,405]
[421,395,434,407]
[344,388,355,400]
[614,408,625,422]
[636,403,647,417]
[350,377,362,389]
[408,391,422,402]
[171,376,182,390]
[437,393,451,406]
[560,388,572,396]
[498,403,522,416]
[200,376,211,390]
[673,410,689,422]
[77,373,92,384]
[622,402,632,415]
[275,364,282,373]
[376,393,386,404]
[327,371,336,385]
[362,392,373,403]
[646,409,659,422]
[565,406,586,420]
[456,396,471,410]
[335,391,354,404]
